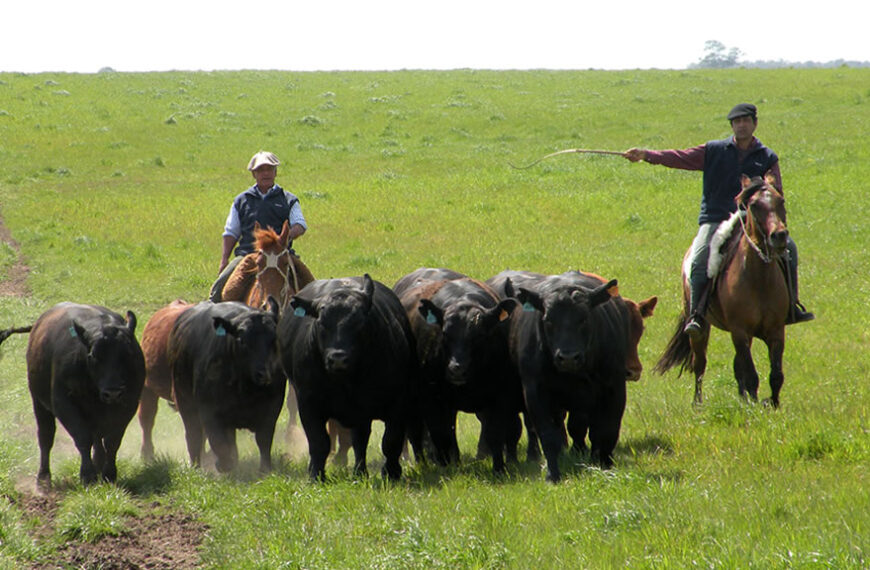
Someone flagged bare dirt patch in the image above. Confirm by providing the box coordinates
[0,212,30,297]
[11,492,208,569]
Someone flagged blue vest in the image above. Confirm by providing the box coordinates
[700,138,778,224]
[233,185,298,256]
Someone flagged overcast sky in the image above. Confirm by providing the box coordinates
[3,1,867,73]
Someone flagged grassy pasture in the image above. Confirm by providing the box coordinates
[0,68,868,568]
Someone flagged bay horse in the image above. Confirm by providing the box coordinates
[655,174,791,407]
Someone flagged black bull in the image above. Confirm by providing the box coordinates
[393,267,519,474]
[168,299,285,473]
[0,303,145,485]
[488,271,630,482]
[278,274,423,481]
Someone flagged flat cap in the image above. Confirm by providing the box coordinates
[247,151,280,171]
[727,103,757,120]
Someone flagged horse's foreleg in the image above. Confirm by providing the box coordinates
[765,337,785,408]
[731,334,759,402]
[690,328,710,407]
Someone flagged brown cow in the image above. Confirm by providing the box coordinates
[137,299,193,462]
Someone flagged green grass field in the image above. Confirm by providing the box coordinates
[0,68,868,568]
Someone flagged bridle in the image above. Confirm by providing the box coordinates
[736,206,773,264]
[254,248,299,308]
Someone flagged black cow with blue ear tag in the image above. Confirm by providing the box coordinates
[487,270,630,482]
[277,274,423,481]
[0,302,145,486]
[168,299,284,473]
[392,267,519,475]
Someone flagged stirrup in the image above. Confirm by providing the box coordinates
[787,301,815,325]
[683,315,704,338]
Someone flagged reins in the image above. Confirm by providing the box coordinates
[736,205,772,264]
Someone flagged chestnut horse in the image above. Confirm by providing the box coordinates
[655,174,790,407]
[221,221,314,310]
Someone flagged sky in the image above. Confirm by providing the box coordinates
[2,1,867,73]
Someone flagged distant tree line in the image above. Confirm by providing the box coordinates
[690,40,869,69]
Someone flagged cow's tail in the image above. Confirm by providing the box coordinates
[0,325,32,347]
[654,312,692,377]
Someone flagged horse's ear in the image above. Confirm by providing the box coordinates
[763,170,779,192]
[736,175,756,206]
[279,220,291,244]
[254,221,263,232]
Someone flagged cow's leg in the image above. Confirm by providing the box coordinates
[254,424,276,473]
[731,332,758,402]
[137,386,159,462]
[32,400,56,485]
[690,325,711,406]
[765,336,785,408]
[478,408,506,474]
[207,425,238,473]
[523,384,563,482]
[92,433,107,474]
[351,423,372,478]
[523,411,541,462]
[99,430,125,483]
[285,384,299,437]
[423,398,456,466]
[566,411,589,456]
[299,408,330,481]
[381,420,405,481]
[587,380,626,469]
[178,408,205,468]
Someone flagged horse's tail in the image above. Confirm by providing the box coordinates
[654,311,692,377]
[0,325,32,347]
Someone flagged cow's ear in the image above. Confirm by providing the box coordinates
[516,288,544,313]
[361,274,375,312]
[265,295,281,318]
[125,311,137,335]
[483,298,517,327]
[639,296,658,318]
[290,297,318,319]
[418,299,443,327]
[71,321,92,349]
[213,317,239,338]
[589,279,618,308]
[502,278,516,299]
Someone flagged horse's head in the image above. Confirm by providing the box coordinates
[249,221,293,309]
[737,173,789,257]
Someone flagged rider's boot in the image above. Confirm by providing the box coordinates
[782,253,815,324]
[683,275,710,340]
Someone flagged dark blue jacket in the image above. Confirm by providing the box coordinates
[232,185,298,256]
[700,138,778,224]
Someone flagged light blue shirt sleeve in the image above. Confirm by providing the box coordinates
[288,195,307,231]
[223,205,241,239]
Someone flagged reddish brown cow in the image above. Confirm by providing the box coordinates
[137,299,193,461]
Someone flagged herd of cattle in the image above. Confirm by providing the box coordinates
[0,266,657,485]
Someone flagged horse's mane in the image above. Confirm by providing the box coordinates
[254,226,283,251]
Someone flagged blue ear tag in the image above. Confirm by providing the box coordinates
[425,311,438,324]
[69,326,78,338]
[522,301,536,312]
[215,324,227,337]
[294,306,307,317]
